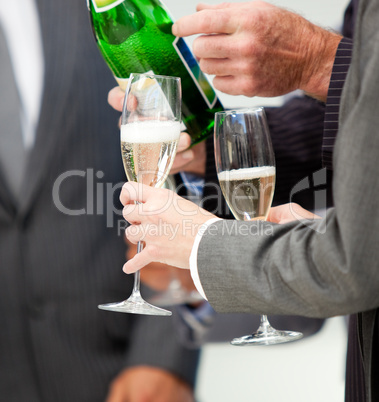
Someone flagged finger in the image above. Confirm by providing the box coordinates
[193,34,231,59]
[199,57,239,77]
[267,204,321,224]
[177,132,191,153]
[107,86,125,112]
[120,182,154,206]
[289,203,321,222]
[200,56,257,83]
[172,9,235,37]
[122,200,149,224]
[266,206,283,224]
[120,184,176,217]
[125,224,146,244]
[122,204,142,225]
[126,94,138,112]
[170,151,194,174]
[212,75,257,97]
[123,249,153,274]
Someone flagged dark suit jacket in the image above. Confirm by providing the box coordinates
[0,1,199,401]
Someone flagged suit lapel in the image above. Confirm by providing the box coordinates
[0,24,24,214]
[19,0,79,214]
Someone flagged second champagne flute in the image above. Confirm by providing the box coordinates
[214,108,303,345]
[98,73,181,316]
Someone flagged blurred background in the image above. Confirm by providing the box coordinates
[164,0,348,401]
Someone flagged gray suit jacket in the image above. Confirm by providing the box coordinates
[0,1,198,401]
[198,0,379,399]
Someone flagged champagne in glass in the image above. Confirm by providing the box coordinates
[98,73,181,315]
[214,108,303,345]
[218,166,276,221]
[121,120,180,188]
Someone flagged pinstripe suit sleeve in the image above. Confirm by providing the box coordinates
[323,37,354,169]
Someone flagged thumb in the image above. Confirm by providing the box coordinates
[266,205,284,224]
[267,204,321,225]
[177,132,192,153]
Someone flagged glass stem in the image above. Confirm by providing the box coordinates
[259,315,274,333]
[131,241,144,296]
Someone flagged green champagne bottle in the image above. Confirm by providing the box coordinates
[87,0,223,145]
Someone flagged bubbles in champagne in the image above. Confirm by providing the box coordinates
[218,166,276,221]
[121,120,180,188]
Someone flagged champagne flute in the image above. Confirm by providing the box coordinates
[98,73,181,316]
[214,108,303,345]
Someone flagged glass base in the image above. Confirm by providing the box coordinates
[149,289,204,307]
[98,297,172,316]
[231,329,303,346]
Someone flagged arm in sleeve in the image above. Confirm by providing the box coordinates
[196,1,379,319]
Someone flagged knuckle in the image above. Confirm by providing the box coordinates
[251,1,267,10]
[197,9,230,32]
[241,80,258,97]
[239,60,256,77]
[197,11,213,32]
[214,10,231,29]
[237,37,256,58]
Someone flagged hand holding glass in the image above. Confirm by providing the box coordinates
[214,108,303,345]
[98,73,181,315]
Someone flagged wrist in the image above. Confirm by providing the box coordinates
[301,26,343,102]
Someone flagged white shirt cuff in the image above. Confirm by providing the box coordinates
[189,217,222,300]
